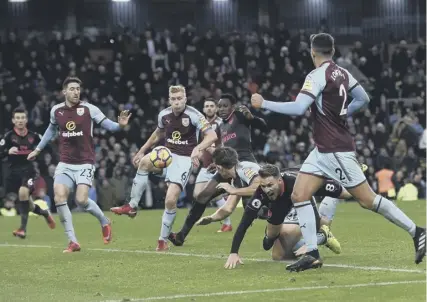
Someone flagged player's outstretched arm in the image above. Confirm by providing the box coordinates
[98,110,131,131]
[28,124,57,160]
[218,176,261,197]
[251,93,314,116]
[198,195,241,224]
[225,206,259,269]
[347,85,370,116]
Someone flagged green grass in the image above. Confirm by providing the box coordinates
[0,201,425,302]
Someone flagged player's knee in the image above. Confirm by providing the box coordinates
[291,191,306,204]
[18,186,30,201]
[54,185,69,204]
[164,198,177,210]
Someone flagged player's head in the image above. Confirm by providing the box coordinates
[310,33,335,64]
[218,94,236,119]
[258,164,283,200]
[62,76,82,105]
[213,147,239,179]
[169,85,187,113]
[203,98,217,119]
[12,108,28,129]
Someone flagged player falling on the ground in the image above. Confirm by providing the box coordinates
[251,33,426,271]
[197,164,349,269]
[193,98,232,232]
[168,146,262,247]
[27,77,131,253]
[111,85,217,252]
[0,108,55,238]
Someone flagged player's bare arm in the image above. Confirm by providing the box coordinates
[191,128,217,167]
[216,176,260,196]
[133,127,166,166]
[197,195,240,225]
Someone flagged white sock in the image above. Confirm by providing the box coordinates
[294,200,318,252]
[372,195,416,237]
[319,197,339,222]
[292,233,326,252]
[83,198,109,226]
[129,171,149,208]
[56,202,78,243]
[159,209,177,241]
[216,198,231,225]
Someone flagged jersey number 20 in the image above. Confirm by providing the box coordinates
[339,84,348,116]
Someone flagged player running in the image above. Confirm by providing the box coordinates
[27,77,131,252]
[193,98,232,232]
[168,146,261,246]
[111,85,217,252]
[0,108,55,238]
[197,164,347,269]
[251,33,426,271]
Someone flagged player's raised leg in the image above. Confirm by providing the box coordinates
[348,180,426,264]
[111,152,163,217]
[75,182,111,244]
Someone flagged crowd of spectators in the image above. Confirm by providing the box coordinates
[0,25,425,213]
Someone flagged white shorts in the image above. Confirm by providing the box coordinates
[300,147,366,188]
[54,162,95,188]
[163,153,192,190]
[283,208,299,225]
[195,167,214,184]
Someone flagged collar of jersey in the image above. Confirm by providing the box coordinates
[319,60,333,67]
[13,127,28,137]
[279,179,286,196]
[172,105,186,117]
[224,110,235,122]
[64,101,82,109]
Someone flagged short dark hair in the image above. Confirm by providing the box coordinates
[204,97,217,106]
[258,164,281,179]
[220,93,236,105]
[62,76,82,89]
[212,147,238,168]
[311,33,334,56]
[12,107,27,117]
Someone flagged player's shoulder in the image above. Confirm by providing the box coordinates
[237,161,260,176]
[50,102,66,113]
[184,105,203,118]
[1,130,13,140]
[158,106,173,117]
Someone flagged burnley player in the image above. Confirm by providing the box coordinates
[251,33,426,271]
[0,108,55,238]
[194,98,232,232]
[197,164,348,268]
[168,147,260,246]
[111,85,217,252]
[27,77,131,253]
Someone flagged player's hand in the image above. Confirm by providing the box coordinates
[207,163,217,174]
[251,93,264,109]
[216,183,236,195]
[118,110,132,127]
[237,105,254,120]
[196,216,214,226]
[224,253,243,269]
[27,149,40,161]
[8,147,19,155]
[133,151,145,167]
[191,147,202,168]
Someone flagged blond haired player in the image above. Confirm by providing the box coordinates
[111,85,217,251]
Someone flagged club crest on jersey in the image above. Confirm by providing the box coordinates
[182,118,190,127]
[28,137,34,144]
[244,168,256,180]
[77,108,85,116]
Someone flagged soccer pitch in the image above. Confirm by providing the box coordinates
[0,201,425,302]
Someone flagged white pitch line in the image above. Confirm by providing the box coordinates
[0,243,425,274]
[100,280,426,302]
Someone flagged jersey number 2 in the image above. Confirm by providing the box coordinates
[339,84,347,116]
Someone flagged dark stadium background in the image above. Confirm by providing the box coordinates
[0,0,425,212]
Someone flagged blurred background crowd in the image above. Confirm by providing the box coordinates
[0,0,425,214]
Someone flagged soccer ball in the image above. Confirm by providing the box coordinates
[149,146,172,168]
